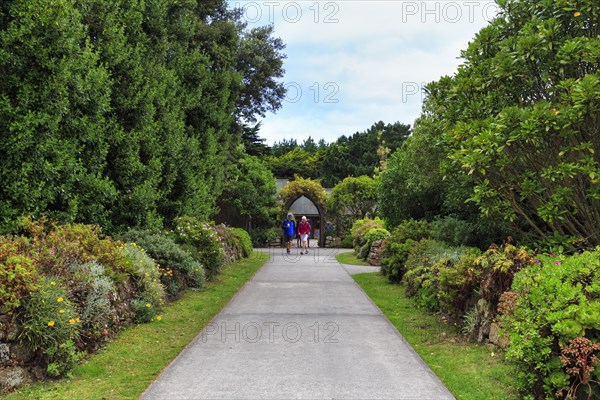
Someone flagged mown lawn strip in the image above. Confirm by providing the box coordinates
[335,251,370,266]
[353,272,519,400]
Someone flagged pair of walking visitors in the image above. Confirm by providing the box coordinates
[281,213,311,254]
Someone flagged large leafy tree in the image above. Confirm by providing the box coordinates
[328,176,378,220]
[327,176,378,235]
[265,148,321,179]
[425,0,600,246]
[319,121,411,186]
[379,125,449,227]
[216,145,278,230]
[0,0,116,230]
[234,24,286,124]
[378,117,514,248]
[0,0,287,233]
[241,123,270,157]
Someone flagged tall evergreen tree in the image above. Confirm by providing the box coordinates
[0,0,287,233]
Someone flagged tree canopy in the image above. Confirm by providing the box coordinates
[266,121,410,186]
[422,0,600,246]
[328,176,378,220]
[216,145,278,230]
[0,0,286,233]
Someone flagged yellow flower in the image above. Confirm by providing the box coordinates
[50,281,56,286]
[574,11,581,17]
[57,297,64,303]
[59,310,65,314]
[48,321,55,327]
[156,316,162,321]
[69,319,75,325]
[75,318,80,323]
[145,303,151,308]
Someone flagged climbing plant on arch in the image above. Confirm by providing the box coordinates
[279,176,328,247]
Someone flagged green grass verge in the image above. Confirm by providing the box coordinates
[335,251,370,266]
[353,272,519,400]
[3,252,269,400]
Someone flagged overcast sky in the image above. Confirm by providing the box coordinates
[229,1,499,145]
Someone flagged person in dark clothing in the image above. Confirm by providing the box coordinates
[281,213,296,254]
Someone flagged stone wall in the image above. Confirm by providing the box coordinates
[0,314,42,392]
[367,239,384,266]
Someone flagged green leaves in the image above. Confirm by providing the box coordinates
[502,250,600,397]
[0,0,288,233]
[422,0,600,246]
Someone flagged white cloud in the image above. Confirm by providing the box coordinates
[231,1,497,144]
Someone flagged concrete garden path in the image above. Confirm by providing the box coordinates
[142,248,455,400]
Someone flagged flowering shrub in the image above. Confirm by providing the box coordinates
[214,225,245,263]
[129,299,159,324]
[0,217,249,384]
[0,236,39,313]
[500,250,600,399]
[358,228,390,261]
[174,217,225,280]
[119,243,165,317]
[118,229,205,299]
[17,217,133,284]
[20,277,83,377]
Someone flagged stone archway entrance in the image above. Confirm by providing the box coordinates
[278,177,328,248]
[284,195,326,248]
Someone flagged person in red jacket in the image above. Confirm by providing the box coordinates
[297,216,311,255]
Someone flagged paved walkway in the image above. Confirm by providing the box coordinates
[142,248,455,400]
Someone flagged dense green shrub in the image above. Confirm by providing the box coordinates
[430,216,475,248]
[364,228,391,244]
[387,219,431,243]
[341,235,354,248]
[20,278,83,377]
[174,217,225,280]
[500,250,600,399]
[380,219,431,283]
[350,217,385,252]
[119,243,165,312]
[0,236,39,313]
[118,229,205,298]
[380,239,418,283]
[403,239,467,310]
[435,249,482,318]
[232,228,253,257]
[249,227,278,247]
